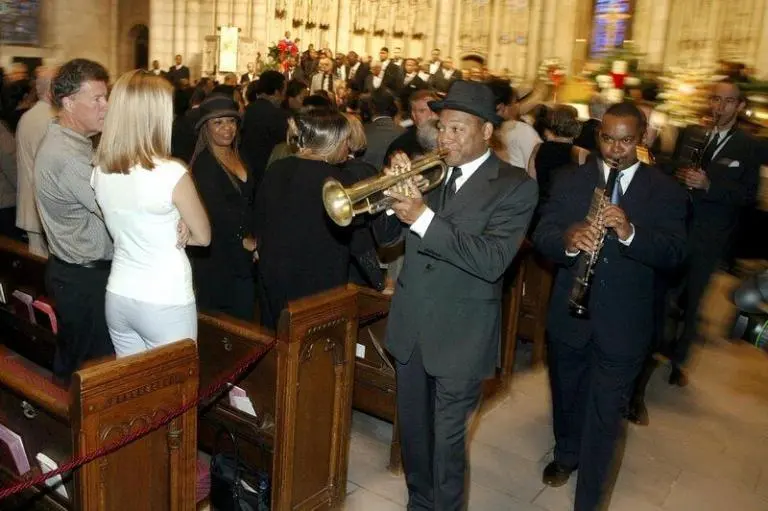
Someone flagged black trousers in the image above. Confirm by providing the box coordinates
[46,258,114,380]
[395,343,482,511]
[548,335,646,511]
[670,248,722,366]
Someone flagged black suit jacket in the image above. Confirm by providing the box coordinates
[382,61,404,93]
[240,98,290,192]
[533,160,687,358]
[428,70,461,93]
[284,67,306,83]
[688,128,760,249]
[167,65,190,85]
[363,74,384,94]
[347,63,370,92]
[171,107,202,164]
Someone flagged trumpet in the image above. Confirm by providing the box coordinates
[568,159,620,319]
[322,149,449,227]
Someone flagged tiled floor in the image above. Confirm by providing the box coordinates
[343,275,768,510]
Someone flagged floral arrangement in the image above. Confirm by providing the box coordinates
[306,21,317,29]
[373,29,386,37]
[268,39,299,71]
[392,30,405,38]
[275,8,286,19]
[537,58,566,86]
[292,18,303,28]
[319,23,330,31]
[656,66,718,126]
[411,32,425,40]
[352,25,367,35]
[584,43,648,102]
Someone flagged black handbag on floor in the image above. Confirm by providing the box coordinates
[210,429,270,511]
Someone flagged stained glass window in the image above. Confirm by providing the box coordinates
[590,0,632,57]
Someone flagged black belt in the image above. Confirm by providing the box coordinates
[51,255,111,270]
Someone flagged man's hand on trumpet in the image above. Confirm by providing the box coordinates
[383,152,428,225]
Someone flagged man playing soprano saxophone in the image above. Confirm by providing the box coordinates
[533,102,687,511]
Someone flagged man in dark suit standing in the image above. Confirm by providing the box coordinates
[428,57,461,94]
[374,81,538,510]
[361,90,402,170]
[667,80,760,385]
[240,62,257,84]
[346,51,369,93]
[533,102,687,511]
[240,71,288,192]
[167,54,190,86]
[379,47,403,94]
[283,56,305,83]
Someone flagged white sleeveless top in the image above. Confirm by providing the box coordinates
[93,158,194,305]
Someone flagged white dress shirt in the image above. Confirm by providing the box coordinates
[404,72,417,85]
[372,74,383,89]
[429,61,441,75]
[350,62,360,79]
[410,150,492,237]
[565,159,641,256]
[442,69,455,80]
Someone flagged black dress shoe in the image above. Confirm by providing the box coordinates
[668,365,689,387]
[542,461,576,487]
[625,400,649,426]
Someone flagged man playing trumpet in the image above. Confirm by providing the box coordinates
[373,81,538,510]
[533,102,687,510]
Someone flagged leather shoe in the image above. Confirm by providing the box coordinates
[542,461,576,487]
[625,400,649,426]
[668,366,688,387]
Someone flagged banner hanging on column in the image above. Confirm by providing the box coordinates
[219,25,240,73]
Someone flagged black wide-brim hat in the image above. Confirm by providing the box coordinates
[428,81,504,127]
[195,94,242,131]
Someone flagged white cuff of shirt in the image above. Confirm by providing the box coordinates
[565,249,580,257]
[619,223,636,246]
[409,207,435,238]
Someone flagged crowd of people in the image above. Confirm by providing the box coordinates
[0,35,761,510]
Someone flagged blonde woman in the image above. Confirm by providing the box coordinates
[93,70,210,358]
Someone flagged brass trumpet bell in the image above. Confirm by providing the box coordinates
[322,149,449,227]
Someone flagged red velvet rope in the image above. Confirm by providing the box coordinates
[0,338,277,501]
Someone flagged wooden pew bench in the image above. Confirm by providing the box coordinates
[0,237,358,510]
[0,338,198,510]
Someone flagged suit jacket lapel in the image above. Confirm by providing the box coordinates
[440,153,500,217]
[620,163,651,214]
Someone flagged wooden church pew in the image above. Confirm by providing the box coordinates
[0,339,198,510]
[0,237,358,510]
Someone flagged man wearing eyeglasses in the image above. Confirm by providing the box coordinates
[534,102,687,510]
[668,80,761,386]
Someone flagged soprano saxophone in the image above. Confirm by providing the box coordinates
[568,160,620,319]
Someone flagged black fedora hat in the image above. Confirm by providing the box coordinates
[195,94,242,130]
[428,81,504,126]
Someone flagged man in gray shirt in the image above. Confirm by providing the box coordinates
[35,59,114,380]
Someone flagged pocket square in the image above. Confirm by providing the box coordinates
[728,160,741,168]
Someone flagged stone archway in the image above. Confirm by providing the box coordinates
[130,24,150,70]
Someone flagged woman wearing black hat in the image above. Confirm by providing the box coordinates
[189,94,257,321]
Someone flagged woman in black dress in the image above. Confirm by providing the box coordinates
[528,104,589,199]
[254,108,354,329]
[189,94,257,320]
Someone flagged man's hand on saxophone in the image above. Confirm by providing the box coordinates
[602,204,633,241]
[565,221,602,255]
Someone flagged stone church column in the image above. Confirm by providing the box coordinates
[632,0,671,71]
[757,9,768,78]
[526,0,544,80]
[449,0,463,62]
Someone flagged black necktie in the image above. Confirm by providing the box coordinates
[700,132,720,168]
[441,167,463,209]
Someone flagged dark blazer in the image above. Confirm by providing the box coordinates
[689,128,760,249]
[167,65,190,85]
[347,63,370,92]
[374,153,538,379]
[240,72,257,84]
[397,74,427,99]
[240,98,290,192]
[428,70,461,94]
[362,116,404,170]
[533,160,687,357]
[363,74,385,94]
[382,61,404,93]
[284,67,306,83]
